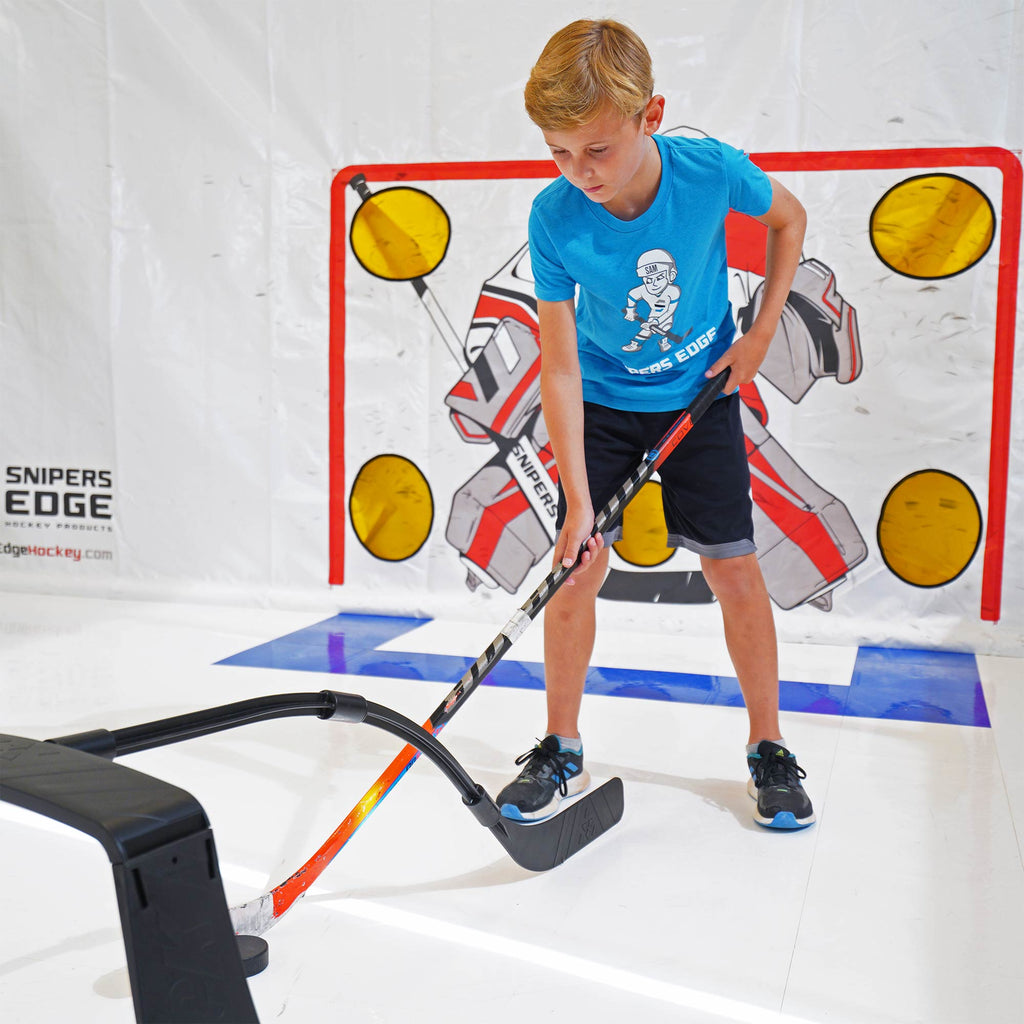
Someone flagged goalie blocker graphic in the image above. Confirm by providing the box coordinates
[739,257,862,403]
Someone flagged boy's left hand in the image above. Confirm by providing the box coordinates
[705,322,774,394]
[707,174,805,396]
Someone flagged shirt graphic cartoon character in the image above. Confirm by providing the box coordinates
[622,248,683,353]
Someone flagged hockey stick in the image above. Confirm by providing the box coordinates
[229,369,729,936]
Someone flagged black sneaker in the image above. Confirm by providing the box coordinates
[747,741,816,830]
[497,735,591,822]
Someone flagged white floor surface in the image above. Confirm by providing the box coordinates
[1,592,1023,1023]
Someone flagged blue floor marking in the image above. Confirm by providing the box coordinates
[217,613,990,728]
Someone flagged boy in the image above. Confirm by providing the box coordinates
[496,19,815,830]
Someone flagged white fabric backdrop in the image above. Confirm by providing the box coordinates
[1,0,1021,654]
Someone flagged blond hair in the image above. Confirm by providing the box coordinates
[524,20,654,131]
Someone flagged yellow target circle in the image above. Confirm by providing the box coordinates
[877,470,982,588]
[350,186,451,281]
[613,481,675,568]
[350,454,434,561]
[869,174,995,280]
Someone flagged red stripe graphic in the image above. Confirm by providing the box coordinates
[492,356,541,436]
[465,487,531,570]
[748,449,849,584]
[472,294,539,334]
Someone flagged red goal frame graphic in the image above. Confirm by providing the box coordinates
[329,147,1022,622]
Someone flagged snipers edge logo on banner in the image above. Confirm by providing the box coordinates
[3,466,114,532]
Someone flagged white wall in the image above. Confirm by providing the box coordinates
[1,0,1022,655]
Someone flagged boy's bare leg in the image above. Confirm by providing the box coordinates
[700,552,782,745]
[543,547,610,738]
[541,547,778,743]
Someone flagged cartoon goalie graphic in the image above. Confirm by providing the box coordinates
[443,227,868,610]
[344,171,868,611]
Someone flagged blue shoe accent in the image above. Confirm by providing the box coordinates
[499,802,556,823]
[757,811,814,830]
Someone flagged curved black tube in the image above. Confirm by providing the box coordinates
[50,690,482,807]
[50,691,365,757]
[40,688,624,876]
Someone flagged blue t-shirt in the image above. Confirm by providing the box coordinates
[529,134,773,411]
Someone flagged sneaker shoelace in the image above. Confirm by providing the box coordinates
[753,751,807,791]
[514,741,571,797]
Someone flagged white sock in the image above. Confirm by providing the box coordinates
[554,734,583,754]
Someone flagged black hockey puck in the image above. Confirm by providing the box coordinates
[236,935,269,977]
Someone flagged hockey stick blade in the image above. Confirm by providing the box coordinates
[489,778,625,872]
[229,370,727,936]
[337,695,624,874]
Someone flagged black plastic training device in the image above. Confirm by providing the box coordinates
[1,688,624,1023]
[0,731,260,1024]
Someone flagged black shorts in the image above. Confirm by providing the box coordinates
[555,393,755,559]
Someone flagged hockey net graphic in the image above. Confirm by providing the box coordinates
[330,148,1020,623]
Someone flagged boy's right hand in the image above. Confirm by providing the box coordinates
[554,507,604,585]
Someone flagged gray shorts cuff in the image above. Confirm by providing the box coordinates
[598,525,623,545]
[666,534,756,559]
